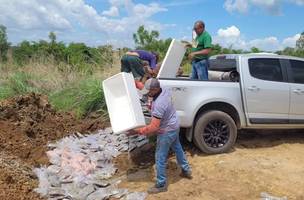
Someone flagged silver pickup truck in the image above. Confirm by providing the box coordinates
[158,53,304,154]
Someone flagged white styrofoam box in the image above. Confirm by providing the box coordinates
[157,39,186,79]
[102,72,146,133]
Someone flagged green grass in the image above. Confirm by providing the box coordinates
[0,47,120,120]
[49,77,107,118]
[0,66,108,119]
[0,85,14,100]
[9,72,40,93]
[0,71,41,100]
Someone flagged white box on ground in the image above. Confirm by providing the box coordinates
[157,39,186,79]
[102,72,146,134]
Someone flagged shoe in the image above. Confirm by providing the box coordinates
[180,169,193,179]
[147,184,168,194]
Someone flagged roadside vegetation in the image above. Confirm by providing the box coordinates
[0,24,304,118]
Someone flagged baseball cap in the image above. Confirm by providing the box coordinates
[140,78,160,95]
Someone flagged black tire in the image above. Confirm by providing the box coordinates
[193,110,237,154]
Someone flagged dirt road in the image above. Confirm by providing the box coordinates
[122,130,304,200]
[1,94,304,200]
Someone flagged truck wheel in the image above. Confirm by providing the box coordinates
[193,110,237,154]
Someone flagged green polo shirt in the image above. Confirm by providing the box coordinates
[191,31,212,60]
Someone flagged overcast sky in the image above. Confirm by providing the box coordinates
[0,0,303,51]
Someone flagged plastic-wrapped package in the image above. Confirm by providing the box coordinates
[47,149,62,165]
[71,184,95,200]
[33,167,51,196]
[48,187,66,198]
[125,192,147,200]
[86,187,112,200]
[48,173,61,187]
[92,163,117,179]
[47,165,61,174]
[34,128,147,200]
[260,192,287,200]
[112,188,128,199]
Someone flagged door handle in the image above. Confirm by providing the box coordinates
[248,86,260,91]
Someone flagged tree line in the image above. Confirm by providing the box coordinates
[132,25,304,58]
[0,25,113,73]
[1,24,304,69]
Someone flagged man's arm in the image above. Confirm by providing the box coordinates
[134,99,167,135]
[188,48,211,59]
[149,55,157,70]
[135,117,161,135]
[126,51,139,56]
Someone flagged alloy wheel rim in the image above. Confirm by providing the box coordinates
[202,119,230,148]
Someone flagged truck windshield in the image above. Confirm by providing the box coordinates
[209,55,237,72]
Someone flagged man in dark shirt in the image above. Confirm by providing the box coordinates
[121,50,159,89]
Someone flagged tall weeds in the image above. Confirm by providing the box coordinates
[0,55,120,118]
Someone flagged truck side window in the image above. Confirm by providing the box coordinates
[248,58,283,82]
[289,60,304,84]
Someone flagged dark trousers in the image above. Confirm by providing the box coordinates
[121,55,145,79]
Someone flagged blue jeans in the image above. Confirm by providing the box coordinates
[155,129,190,186]
[191,59,209,80]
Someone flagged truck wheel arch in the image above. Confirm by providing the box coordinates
[194,102,241,128]
[185,102,241,142]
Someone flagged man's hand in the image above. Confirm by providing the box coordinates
[176,67,183,76]
[144,65,153,75]
[188,52,196,60]
[126,129,139,136]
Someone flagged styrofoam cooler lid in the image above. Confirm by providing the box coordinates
[157,39,187,79]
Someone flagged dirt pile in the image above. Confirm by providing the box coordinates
[0,151,43,200]
[0,92,106,166]
[0,93,107,200]
[0,92,53,121]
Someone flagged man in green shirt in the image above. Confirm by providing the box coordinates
[188,20,212,80]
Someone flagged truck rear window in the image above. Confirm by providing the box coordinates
[209,56,237,72]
